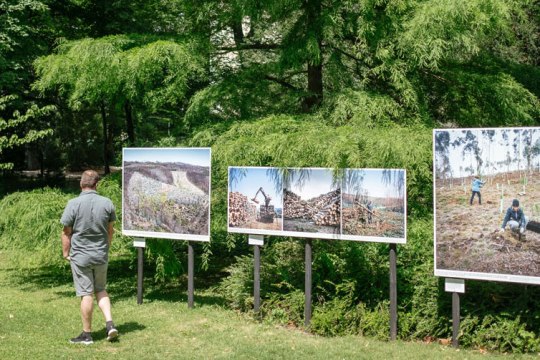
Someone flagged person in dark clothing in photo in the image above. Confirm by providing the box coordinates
[470,175,485,205]
[61,170,119,345]
[367,200,374,224]
[500,199,528,235]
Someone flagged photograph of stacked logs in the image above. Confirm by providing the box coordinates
[283,169,341,234]
[228,191,257,227]
[228,166,406,242]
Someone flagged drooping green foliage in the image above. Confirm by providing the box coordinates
[0,95,54,169]
[0,174,132,267]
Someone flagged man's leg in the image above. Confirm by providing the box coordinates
[81,295,94,332]
[96,290,112,322]
[478,192,482,205]
[94,263,118,341]
[508,220,519,231]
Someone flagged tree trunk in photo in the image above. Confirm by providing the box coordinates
[124,100,135,145]
[100,102,110,175]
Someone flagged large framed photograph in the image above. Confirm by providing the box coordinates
[227,166,407,243]
[434,128,540,284]
[228,167,283,235]
[341,169,407,243]
[122,148,211,242]
[282,168,341,239]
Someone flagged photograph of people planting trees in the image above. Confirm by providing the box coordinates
[434,128,540,284]
[123,148,211,240]
[228,167,283,233]
[342,169,406,243]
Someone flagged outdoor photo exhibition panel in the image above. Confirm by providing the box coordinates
[122,147,211,242]
[434,127,540,285]
[228,166,407,243]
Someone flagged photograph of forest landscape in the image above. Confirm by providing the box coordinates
[435,129,540,281]
[283,169,341,236]
[123,148,210,238]
[342,169,406,242]
[1,0,540,355]
[228,167,282,232]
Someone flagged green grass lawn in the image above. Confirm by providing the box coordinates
[0,251,535,360]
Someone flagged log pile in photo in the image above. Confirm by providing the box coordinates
[229,192,257,226]
[283,190,313,219]
[311,189,341,226]
[342,199,380,228]
[284,188,341,226]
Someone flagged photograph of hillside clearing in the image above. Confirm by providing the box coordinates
[283,169,340,236]
[435,128,540,282]
[342,169,406,242]
[228,167,283,232]
[123,148,210,238]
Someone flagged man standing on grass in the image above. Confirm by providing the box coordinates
[61,170,119,345]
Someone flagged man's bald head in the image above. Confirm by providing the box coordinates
[80,170,100,189]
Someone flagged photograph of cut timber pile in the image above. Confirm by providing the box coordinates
[228,167,283,232]
[342,169,406,242]
[435,128,540,283]
[123,148,211,239]
[283,168,341,235]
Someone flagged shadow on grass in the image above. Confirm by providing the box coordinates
[4,257,228,308]
[91,321,146,342]
[4,258,137,300]
[143,286,227,308]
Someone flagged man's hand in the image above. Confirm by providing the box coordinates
[520,227,525,234]
[64,255,71,261]
[499,228,505,234]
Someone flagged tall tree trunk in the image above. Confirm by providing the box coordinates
[124,100,135,145]
[302,0,323,112]
[100,102,110,175]
[303,63,323,112]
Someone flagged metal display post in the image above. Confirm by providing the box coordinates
[452,292,460,348]
[133,238,146,305]
[304,238,313,327]
[188,241,194,308]
[445,278,465,348]
[249,235,264,313]
[389,243,397,340]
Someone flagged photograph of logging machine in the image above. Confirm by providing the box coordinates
[227,166,407,243]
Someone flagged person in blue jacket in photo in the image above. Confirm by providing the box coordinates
[470,175,485,205]
[500,199,528,235]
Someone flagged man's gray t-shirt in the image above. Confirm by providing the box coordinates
[61,190,116,267]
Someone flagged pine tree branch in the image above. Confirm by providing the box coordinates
[263,75,300,91]
[216,43,280,52]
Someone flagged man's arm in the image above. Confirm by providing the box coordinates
[108,222,114,247]
[62,226,72,259]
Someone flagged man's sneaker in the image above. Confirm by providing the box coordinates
[70,331,93,345]
[106,322,119,342]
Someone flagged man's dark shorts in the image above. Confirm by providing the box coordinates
[70,261,108,296]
